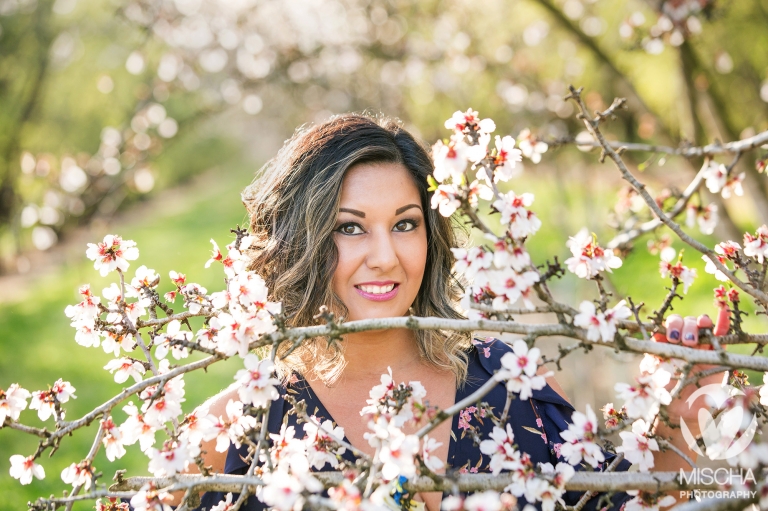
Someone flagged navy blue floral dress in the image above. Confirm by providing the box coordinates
[198,339,632,510]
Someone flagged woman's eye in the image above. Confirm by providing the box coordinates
[393,219,418,232]
[336,223,364,235]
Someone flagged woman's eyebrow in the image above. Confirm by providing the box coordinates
[339,208,365,217]
[395,204,422,215]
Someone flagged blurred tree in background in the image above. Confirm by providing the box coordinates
[2,0,768,273]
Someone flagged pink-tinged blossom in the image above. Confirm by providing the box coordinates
[102,283,147,324]
[328,478,362,511]
[432,138,471,183]
[488,236,532,272]
[686,203,718,235]
[140,364,185,428]
[73,319,101,348]
[492,192,541,240]
[743,225,768,264]
[518,129,548,164]
[209,493,234,511]
[129,482,174,511]
[64,284,101,324]
[229,272,269,309]
[658,250,698,294]
[721,172,745,199]
[360,368,426,427]
[95,497,130,511]
[422,435,445,472]
[30,380,76,421]
[444,109,496,135]
[205,239,223,268]
[102,416,126,461]
[120,402,157,452]
[168,271,186,286]
[180,283,209,314]
[104,358,146,384]
[451,246,493,282]
[101,328,135,357]
[623,491,676,511]
[61,461,94,490]
[497,339,541,379]
[614,369,672,420]
[574,300,632,343]
[302,417,346,470]
[153,320,191,360]
[235,355,280,408]
[703,161,727,194]
[0,384,31,423]
[489,268,540,311]
[431,183,462,217]
[147,439,194,477]
[85,234,139,277]
[380,429,420,480]
[479,424,522,475]
[559,404,605,468]
[9,454,45,485]
[213,399,257,452]
[258,470,316,511]
[131,265,159,292]
[490,135,523,182]
[701,240,741,281]
[179,407,219,448]
[462,491,504,511]
[616,419,658,472]
[565,229,622,279]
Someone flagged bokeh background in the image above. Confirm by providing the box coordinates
[1,0,767,508]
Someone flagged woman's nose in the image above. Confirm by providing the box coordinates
[366,229,399,272]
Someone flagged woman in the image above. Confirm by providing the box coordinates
[194,114,724,511]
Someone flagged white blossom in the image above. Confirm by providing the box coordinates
[564,229,622,279]
[104,358,146,384]
[614,369,672,420]
[85,234,139,277]
[559,404,605,468]
[9,455,45,485]
[616,419,658,472]
[0,384,31,423]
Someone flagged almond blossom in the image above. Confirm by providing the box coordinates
[517,129,548,164]
[360,368,426,427]
[479,424,521,475]
[497,339,541,379]
[701,240,741,281]
[153,320,191,360]
[421,435,444,472]
[559,404,605,468]
[573,300,630,343]
[85,234,139,277]
[491,191,541,240]
[703,161,727,194]
[616,419,658,472]
[9,454,45,485]
[205,238,224,268]
[489,135,523,182]
[234,354,280,408]
[102,416,127,461]
[179,407,219,448]
[129,482,174,511]
[489,268,540,311]
[64,284,101,324]
[0,384,31,423]
[432,137,471,183]
[120,402,157,452]
[721,172,745,199]
[30,380,76,421]
[302,417,346,470]
[431,183,462,217]
[623,491,676,511]
[658,250,697,293]
[451,246,493,282]
[379,428,420,480]
[147,439,195,477]
[614,369,672,420]
[686,203,718,235]
[564,228,622,279]
[212,399,257,452]
[209,493,234,511]
[104,358,146,384]
[743,225,768,264]
[130,265,160,291]
[444,108,496,136]
[61,461,94,489]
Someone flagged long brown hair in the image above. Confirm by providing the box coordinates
[242,114,471,384]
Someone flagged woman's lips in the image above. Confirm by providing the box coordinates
[354,283,400,301]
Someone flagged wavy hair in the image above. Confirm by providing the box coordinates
[241,114,471,385]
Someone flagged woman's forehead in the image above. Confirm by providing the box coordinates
[338,162,422,209]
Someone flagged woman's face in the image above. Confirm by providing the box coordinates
[331,162,428,322]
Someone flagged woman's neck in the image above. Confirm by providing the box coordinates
[312,329,424,385]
